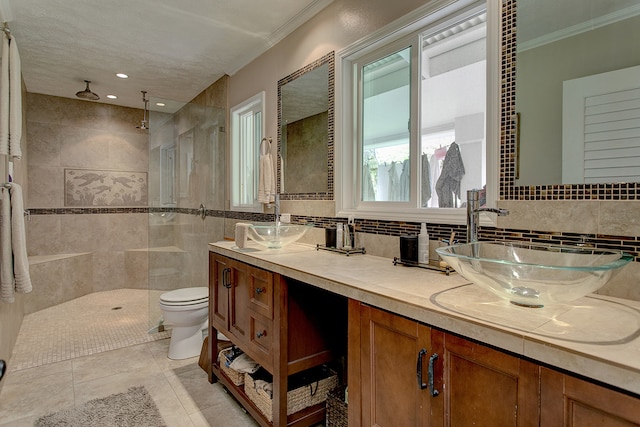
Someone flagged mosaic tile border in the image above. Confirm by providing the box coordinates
[277,51,335,201]
[500,0,640,201]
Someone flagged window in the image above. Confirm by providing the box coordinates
[230,92,265,212]
[338,0,498,224]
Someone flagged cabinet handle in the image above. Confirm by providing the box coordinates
[256,330,267,338]
[255,287,265,295]
[428,353,440,397]
[417,348,427,390]
[222,268,231,289]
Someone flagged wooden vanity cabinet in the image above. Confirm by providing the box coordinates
[210,254,251,348]
[540,367,640,426]
[348,301,539,427]
[348,300,436,426]
[208,252,347,427]
[437,331,539,427]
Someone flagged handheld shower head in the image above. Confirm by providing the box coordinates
[76,80,100,101]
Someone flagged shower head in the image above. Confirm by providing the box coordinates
[76,80,100,101]
[136,90,150,130]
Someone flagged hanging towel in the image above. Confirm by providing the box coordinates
[9,35,21,159]
[257,139,275,204]
[0,32,9,156]
[0,33,22,159]
[0,187,13,302]
[0,184,32,303]
[436,142,465,208]
[10,184,30,293]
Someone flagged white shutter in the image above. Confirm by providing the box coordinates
[562,65,640,183]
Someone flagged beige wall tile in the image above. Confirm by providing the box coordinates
[27,165,63,208]
[598,201,640,237]
[597,262,640,301]
[497,200,599,234]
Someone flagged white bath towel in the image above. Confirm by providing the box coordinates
[257,153,275,203]
[9,35,21,159]
[10,184,30,293]
[0,187,14,302]
[0,183,31,303]
[0,32,9,156]
[0,33,21,159]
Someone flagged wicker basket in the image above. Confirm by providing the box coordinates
[326,386,348,427]
[245,366,338,422]
[218,347,245,386]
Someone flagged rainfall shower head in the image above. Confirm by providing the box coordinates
[76,80,100,101]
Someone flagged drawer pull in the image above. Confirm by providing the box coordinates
[428,353,440,397]
[256,330,267,338]
[222,268,232,289]
[417,348,427,390]
[255,287,266,295]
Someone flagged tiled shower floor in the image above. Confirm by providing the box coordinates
[9,289,171,371]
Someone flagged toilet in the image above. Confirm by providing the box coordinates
[159,287,209,360]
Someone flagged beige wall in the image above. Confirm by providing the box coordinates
[229,0,427,146]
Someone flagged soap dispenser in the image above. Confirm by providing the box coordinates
[418,223,430,264]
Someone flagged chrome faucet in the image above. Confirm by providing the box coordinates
[467,189,509,244]
[269,194,280,223]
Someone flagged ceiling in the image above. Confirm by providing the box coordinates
[2,0,332,112]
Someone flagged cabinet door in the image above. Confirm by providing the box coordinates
[210,253,230,333]
[228,259,250,345]
[357,303,434,427]
[541,367,640,426]
[436,332,539,427]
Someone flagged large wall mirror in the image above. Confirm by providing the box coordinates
[278,51,334,200]
[503,0,640,199]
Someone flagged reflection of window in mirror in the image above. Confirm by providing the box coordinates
[341,0,488,220]
[230,92,265,212]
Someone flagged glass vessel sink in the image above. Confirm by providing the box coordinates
[436,241,633,307]
[247,223,313,249]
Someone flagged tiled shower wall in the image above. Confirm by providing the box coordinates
[25,93,150,312]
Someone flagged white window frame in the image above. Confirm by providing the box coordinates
[230,92,265,212]
[335,0,500,225]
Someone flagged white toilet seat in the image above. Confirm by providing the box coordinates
[160,287,208,306]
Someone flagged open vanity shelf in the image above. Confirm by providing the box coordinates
[208,252,347,427]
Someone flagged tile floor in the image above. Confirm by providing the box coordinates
[9,289,171,371]
[0,290,259,426]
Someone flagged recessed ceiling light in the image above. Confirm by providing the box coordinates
[115,73,128,79]
[106,94,117,99]
[155,102,165,107]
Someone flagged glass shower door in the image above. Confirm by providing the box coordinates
[147,97,226,331]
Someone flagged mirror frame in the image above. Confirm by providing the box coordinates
[500,0,640,201]
[277,51,335,201]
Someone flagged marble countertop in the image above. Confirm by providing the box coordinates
[209,240,640,396]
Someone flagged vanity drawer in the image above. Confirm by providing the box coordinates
[247,265,274,319]
[248,315,273,370]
